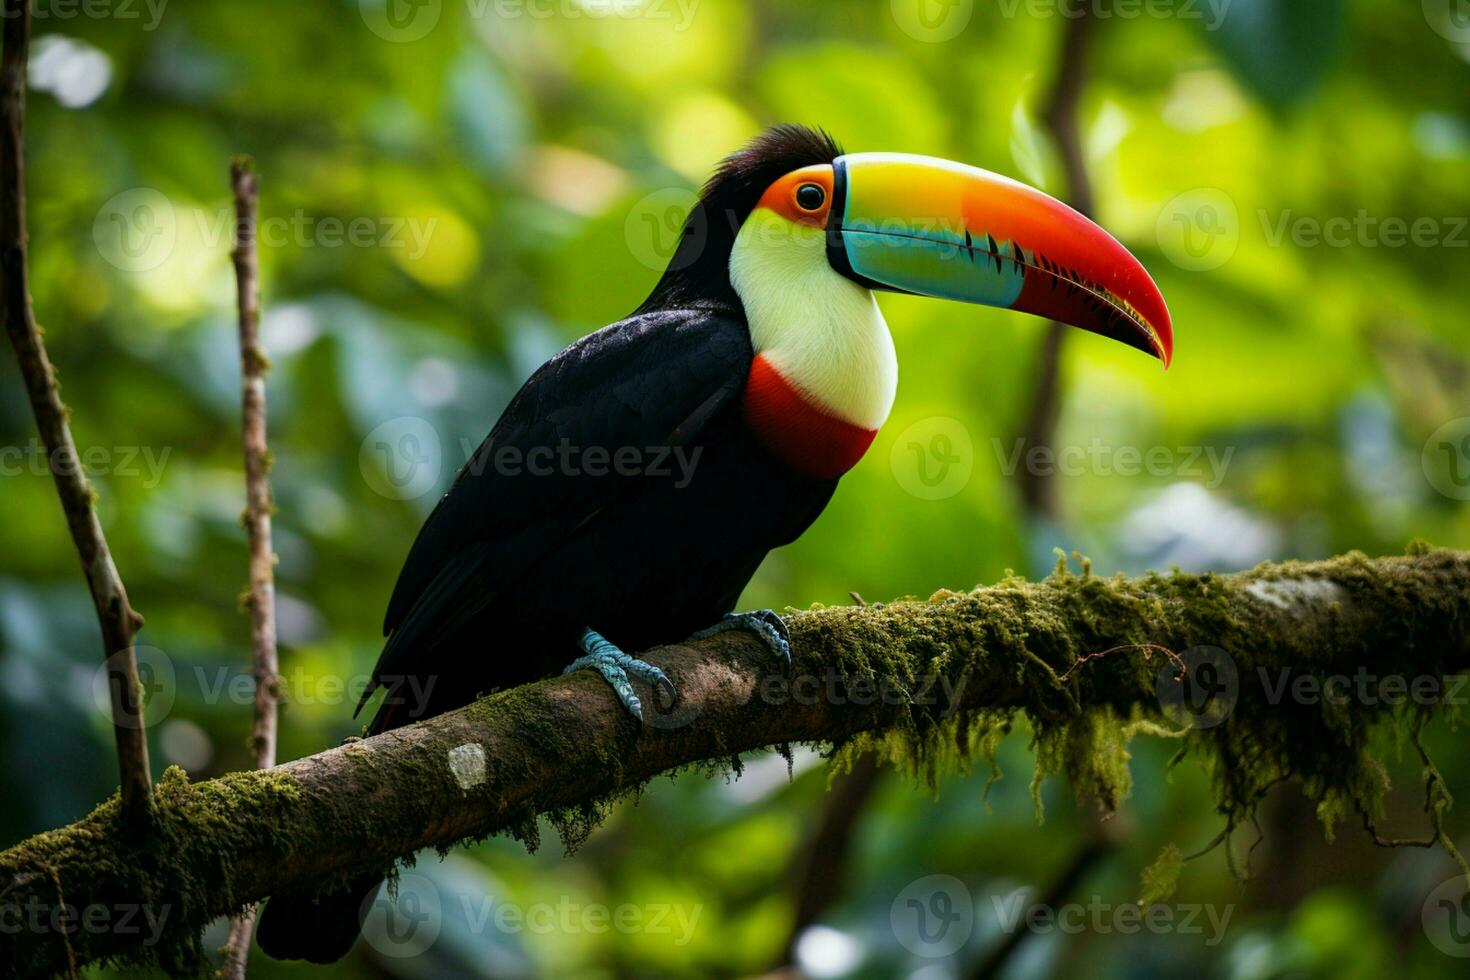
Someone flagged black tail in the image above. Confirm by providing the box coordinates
[256,872,383,963]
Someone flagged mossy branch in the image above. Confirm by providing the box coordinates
[3,548,1469,975]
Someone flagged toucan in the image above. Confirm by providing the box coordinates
[257,124,1173,963]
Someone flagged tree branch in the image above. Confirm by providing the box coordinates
[2,549,1468,974]
[0,0,152,825]
[220,158,277,980]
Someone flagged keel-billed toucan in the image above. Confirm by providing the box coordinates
[258,125,1172,963]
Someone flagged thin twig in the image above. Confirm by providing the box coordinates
[0,0,152,825]
[220,158,278,980]
[1058,643,1184,683]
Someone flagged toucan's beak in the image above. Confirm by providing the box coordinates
[827,153,1173,368]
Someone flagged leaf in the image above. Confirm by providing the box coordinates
[1139,842,1184,907]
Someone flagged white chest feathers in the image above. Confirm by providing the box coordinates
[729,209,897,431]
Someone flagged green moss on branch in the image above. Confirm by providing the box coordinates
[2,548,1467,975]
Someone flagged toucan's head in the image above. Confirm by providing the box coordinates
[641,124,1172,369]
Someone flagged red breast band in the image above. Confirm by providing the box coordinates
[742,354,877,480]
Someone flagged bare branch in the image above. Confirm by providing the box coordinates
[220,158,278,980]
[0,0,152,825]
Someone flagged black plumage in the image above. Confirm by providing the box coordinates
[257,126,843,963]
[360,307,835,731]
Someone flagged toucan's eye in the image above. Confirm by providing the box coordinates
[795,183,826,212]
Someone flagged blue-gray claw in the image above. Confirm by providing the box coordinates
[564,628,676,722]
[692,610,792,669]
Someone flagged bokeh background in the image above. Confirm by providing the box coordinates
[3,0,1470,976]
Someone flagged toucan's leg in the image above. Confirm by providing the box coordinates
[691,610,791,668]
[563,628,675,722]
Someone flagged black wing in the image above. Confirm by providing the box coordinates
[357,307,752,716]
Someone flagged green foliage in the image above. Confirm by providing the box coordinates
[1,0,1468,976]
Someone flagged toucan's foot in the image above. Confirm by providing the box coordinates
[692,610,791,668]
[564,628,675,722]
